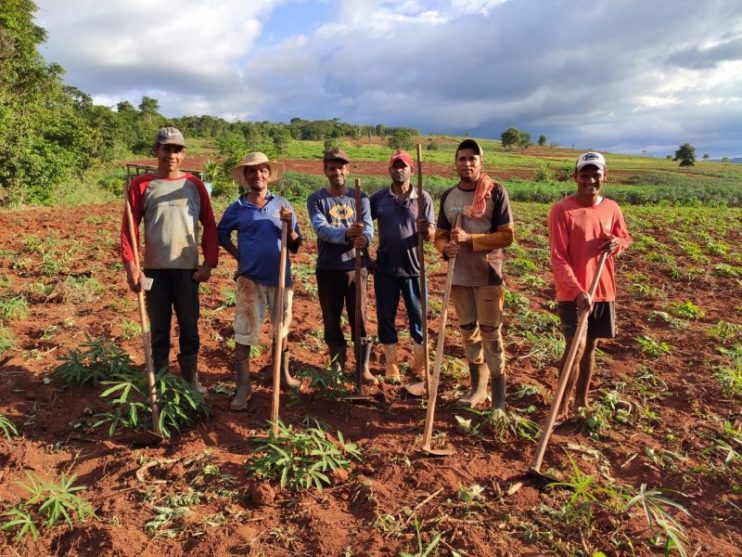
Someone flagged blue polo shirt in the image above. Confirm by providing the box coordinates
[370,186,435,278]
[217,192,301,287]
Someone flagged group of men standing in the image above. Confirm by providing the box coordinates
[121,127,631,421]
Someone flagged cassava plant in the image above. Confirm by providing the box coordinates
[93,369,210,438]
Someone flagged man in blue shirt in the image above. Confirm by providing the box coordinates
[307,148,377,384]
[370,150,435,382]
[217,152,302,410]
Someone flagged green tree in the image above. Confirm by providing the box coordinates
[538,134,547,146]
[674,143,696,167]
[518,131,532,152]
[388,129,414,151]
[500,127,521,149]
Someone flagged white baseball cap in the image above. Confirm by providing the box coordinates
[575,152,606,172]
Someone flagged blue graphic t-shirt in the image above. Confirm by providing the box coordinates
[307,188,373,271]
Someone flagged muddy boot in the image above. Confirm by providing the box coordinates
[280,349,301,389]
[456,363,489,408]
[177,354,207,395]
[492,374,506,411]
[361,341,378,385]
[328,344,346,374]
[230,344,251,411]
[382,344,401,383]
[412,342,426,376]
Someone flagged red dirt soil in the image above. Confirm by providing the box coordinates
[0,201,740,556]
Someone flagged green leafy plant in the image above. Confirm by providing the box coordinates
[668,301,704,320]
[713,364,741,398]
[247,419,361,490]
[636,335,672,357]
[0,326,15,356]
[0,415,19,441]
[456,407,541,442]
[625,484,690,557]
[1,472,96,541]
[0,295,29,321]
[93,369,210,438]
[54,336,136,386]
[119,318,142,340]
[218,287,236,309]
[707,320,742,343]
[399,517,442,557]
[298,365,352,399]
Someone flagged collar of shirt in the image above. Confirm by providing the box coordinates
[387,186,418,202]
[238,191,275,209]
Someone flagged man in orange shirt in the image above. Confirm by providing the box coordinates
[548,152,632,419]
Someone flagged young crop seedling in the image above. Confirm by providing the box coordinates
[54,336,136,386]
[0,295,29,322]
[0,414,18,441]
[456,407,541,442]
[667,301,705,320]
[119,318,142,340]
[0,326,15,356]
[94,368,210,438]
[247,419,361,490]
[1,472,96,541]
[636,335,672,357]
[297,365,352,399]
[625,484,691,557]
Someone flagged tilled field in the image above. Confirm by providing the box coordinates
[0,200,740,556]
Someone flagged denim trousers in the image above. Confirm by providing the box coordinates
[374,272,424,345]
[144,268,200,370]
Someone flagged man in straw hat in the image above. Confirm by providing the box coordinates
[307,147,377,384]
[121,126,218,394]
[217,152,302,410]
[436,139,514,409]
[548,151,631,420]
[370,150,435,382]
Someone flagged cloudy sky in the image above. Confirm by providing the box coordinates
[35,0,742,158]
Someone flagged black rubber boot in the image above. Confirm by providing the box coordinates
[492,374,506,411]
[361,341,378,385]
[280,349,301,389]
[456,363,489,408]
[177,353,206,394]
[231,344,251,411]
[328,344,346,374]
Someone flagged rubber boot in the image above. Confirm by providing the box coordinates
[177,354,207,395]
[412,342,426,376]
[328,344,346,374]
[361,341,378,384]
[404,343,427,397]
[230,344,251,411]
[456,363,489,408]
[492,374,506,411]
[280,349,301,389]
[382,344,401,382]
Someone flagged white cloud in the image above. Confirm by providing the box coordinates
[34,0,742,157]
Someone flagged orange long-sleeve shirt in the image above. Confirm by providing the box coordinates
[548,195,631,302]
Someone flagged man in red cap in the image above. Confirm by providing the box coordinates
[370,150,435,381]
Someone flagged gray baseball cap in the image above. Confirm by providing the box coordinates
[156,126,185,147]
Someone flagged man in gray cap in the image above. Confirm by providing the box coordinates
[121,126,218,394]
[307,148,377,383]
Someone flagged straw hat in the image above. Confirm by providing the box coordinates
[230,152,285,186]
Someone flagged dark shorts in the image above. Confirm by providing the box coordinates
[558,301,616,339]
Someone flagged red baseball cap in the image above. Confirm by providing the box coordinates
[389,150,414,169]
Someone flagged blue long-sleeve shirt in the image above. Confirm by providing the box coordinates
[306,188,373,271]
[217,192,301,286]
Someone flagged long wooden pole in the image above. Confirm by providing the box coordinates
[270,220,290,436]
[416,144,430,394]
[124,178,161,436]
[421,213,461,452]
[530,251,609,472]
[353,179,364,391]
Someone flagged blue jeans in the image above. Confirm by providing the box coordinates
[144,268,200,370]
[374,273,423,345]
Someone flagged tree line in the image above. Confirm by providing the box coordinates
[0,1,417,206]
